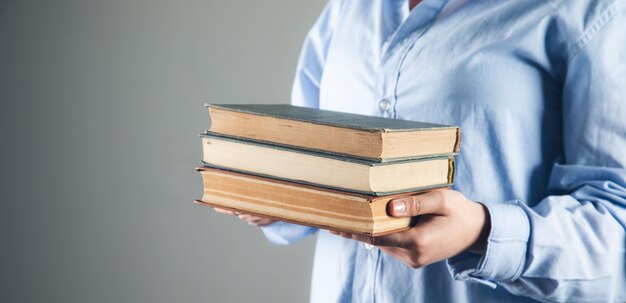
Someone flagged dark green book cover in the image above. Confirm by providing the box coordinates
[205,103,461,162]
[207,103,457,132]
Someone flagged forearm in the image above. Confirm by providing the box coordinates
[450,164,626,302]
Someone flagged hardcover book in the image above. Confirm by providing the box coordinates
[195,167,431,236]
[201,133,455,196]
[205,104,460,162]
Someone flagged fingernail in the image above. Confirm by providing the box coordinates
[392,199,406,215]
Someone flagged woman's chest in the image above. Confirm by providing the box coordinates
[318,0,563,126]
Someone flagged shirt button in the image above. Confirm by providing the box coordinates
[379,99,392,111]
[364,243,374,250]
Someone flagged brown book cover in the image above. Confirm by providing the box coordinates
[195,167,444,236]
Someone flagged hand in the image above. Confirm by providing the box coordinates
[213,207,276,227]
[330,188,491,268]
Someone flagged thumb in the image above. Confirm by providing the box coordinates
[388,190,449,217]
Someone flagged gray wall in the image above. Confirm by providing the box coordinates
[0,1,325,302]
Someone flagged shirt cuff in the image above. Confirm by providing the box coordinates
[260,221,317,245]
[448,200,530,287]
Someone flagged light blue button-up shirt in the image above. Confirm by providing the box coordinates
[262,0,626,302]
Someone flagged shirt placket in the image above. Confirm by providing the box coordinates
[375,0,450,119]
[376,36,420,119]
[370,1,449,302]
[353,243,381,303]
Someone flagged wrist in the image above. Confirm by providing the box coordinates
[468,202,491,255]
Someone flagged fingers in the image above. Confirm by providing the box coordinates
[388,189,450,217]
[250,218,275,227]
[329,230,435,268]
[213,207,240,216]
[243,217,276,227]
[238,214,253,220]
[212,207,275,226]
[239,214,275,226]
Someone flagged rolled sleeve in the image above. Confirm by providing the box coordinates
[448,200,530,286]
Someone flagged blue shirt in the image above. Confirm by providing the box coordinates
[262,0,626,302]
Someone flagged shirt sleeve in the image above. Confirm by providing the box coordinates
[448,3,626,302]
[290,0,342,108]
[261,0,343,245]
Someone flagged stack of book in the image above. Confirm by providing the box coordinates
[195,104,461,236]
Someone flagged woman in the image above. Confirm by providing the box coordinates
[216,0,626,301]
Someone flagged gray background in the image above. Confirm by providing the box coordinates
[0,1,325,302]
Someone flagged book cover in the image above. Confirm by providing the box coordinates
[206,104,461,161]
[195,167,431,236]
[200,132,455,196]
